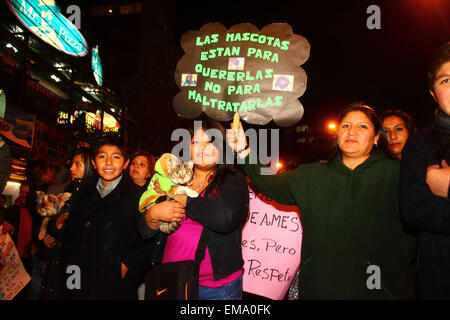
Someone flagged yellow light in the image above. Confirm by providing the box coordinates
[6,181,21,188]
[276,162,283,169]
[328,123,337,130]
[108,9,113,13]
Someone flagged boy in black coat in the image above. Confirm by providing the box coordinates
[61,136,164,299]
[400,42,450,299]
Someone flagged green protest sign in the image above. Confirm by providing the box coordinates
[173,23,310,126]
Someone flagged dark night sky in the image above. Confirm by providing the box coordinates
[173,0,450,128]
[0,0,448,159]
[8,0,447,141]
[53,0,449,131]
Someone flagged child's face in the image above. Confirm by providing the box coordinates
[430,61,450,116]
[92,145,129,187]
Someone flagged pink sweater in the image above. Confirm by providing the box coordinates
[162,216,242,287]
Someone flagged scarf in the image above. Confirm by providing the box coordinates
[432,109,450,134]
[432,110,450,164]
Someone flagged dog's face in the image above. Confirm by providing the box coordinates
[36,192,71,217]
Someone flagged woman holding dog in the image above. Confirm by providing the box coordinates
[139,119,249,300]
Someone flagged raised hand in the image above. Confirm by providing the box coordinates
[226,118,248,153]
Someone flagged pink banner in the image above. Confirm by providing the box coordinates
[242,185,302,300]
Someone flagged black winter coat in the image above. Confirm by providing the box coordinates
[43,178,96,300]
[400,127,450,299]
[61,175,165,300]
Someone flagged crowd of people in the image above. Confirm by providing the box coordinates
[0,42,449,300]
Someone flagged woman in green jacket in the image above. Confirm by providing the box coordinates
[227,104,412,299]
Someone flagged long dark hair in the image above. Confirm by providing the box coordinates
[65,147,95,195]
[72,147,94,180]
[378,109,416,160]
[188,118,241,191]
[326,102,379,163]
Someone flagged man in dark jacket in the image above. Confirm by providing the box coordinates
[400,42,450,299]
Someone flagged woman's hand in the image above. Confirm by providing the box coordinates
[426,160,450,198]
[173,194,187,207]
[56,213,69,230]
[145,200,186,229]
[226,120,248,153]
[43,234,57,248]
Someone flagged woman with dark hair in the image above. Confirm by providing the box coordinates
[129,150,156,190]
[129,150,156,299]
[66,147,95,198]
[379,109,416,160]
[42,147,95,299]
[379,109,417,295]
[139,119,249,300]
[228,103,412,299]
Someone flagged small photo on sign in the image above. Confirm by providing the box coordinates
[228,57,245,70]
[181,74,197,86]
[272,74,294,92]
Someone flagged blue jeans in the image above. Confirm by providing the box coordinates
[198,275,242,300]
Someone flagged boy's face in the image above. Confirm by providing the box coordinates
[430,61,450,116]
[92,145,129,187]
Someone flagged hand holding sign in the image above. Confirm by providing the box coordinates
[231,112,240,134]
[174,22,310,127]
[227,114,248,156]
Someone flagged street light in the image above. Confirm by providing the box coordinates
[327,121,338,139]
[328,122,337,130]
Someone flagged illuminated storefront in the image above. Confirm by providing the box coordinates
[0,0,126,187]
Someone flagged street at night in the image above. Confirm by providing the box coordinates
[0,0,449,316]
